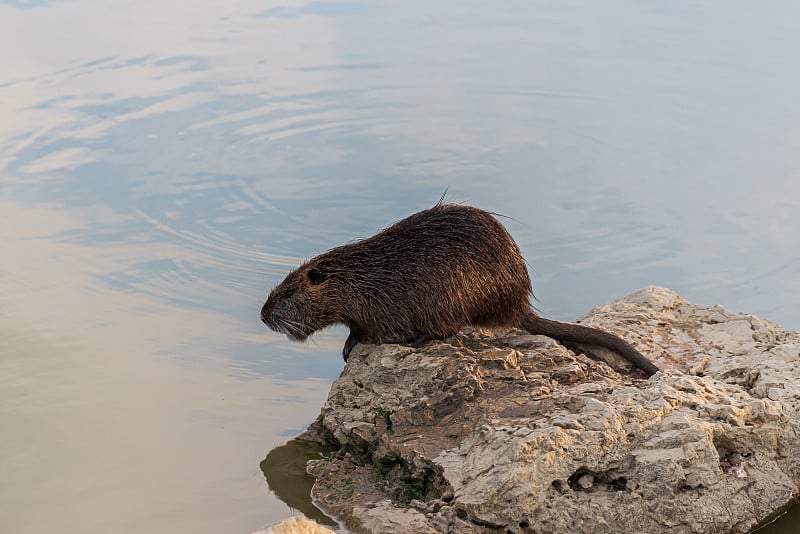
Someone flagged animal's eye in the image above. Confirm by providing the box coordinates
[307,268,326,285]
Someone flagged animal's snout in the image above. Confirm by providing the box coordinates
[261,298,286,332]
[260,302,271,326]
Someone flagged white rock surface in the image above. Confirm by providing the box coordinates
[301,287,800,533]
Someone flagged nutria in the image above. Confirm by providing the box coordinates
[261,203,659,376]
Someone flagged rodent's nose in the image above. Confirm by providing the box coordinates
[260,303,270,325]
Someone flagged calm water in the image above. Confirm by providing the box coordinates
[2,1,799,533]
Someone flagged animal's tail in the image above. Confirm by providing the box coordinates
[522,312,659,377]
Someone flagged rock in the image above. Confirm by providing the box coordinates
[298,287,800,533]
[252,516,335,534]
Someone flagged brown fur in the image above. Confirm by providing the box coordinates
[261,203,658,376]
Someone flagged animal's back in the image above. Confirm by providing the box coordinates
[325,204,532,342]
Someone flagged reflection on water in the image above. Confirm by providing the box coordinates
[261,439,337,527]
[756,506,800,534]
[1,0,799,532]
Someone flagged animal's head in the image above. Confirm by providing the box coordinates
[260,258,341,342]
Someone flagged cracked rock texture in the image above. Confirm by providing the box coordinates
[300,287,800,533]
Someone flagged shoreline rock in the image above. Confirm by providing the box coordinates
[299,287,800,533]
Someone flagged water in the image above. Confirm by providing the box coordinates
[1,1,799,532]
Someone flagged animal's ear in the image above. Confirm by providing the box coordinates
[307,268,326,285]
